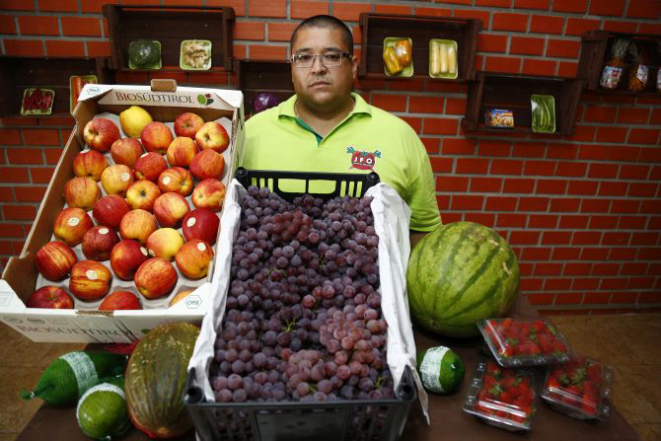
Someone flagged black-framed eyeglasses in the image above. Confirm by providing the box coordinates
[290,51,351,68]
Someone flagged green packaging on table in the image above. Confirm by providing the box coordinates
[21,351,127,406]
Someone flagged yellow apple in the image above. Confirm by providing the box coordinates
[119,105,153,138]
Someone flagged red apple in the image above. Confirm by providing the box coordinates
[26,286,74,309]
[153,192,190,228]
[110,138,144,168]
[92,195,131,229]
[63,177,101,211]
[141,121,174,154]
[110,239,149,280]
[195,121,229,153]
[53,207,94,246]
[166,137,198,168]
[82,226,120,261]
[34,241,78,281]
[72,150,108,181]
[146,228,184,261]
[119,209,158,243]
[101,164,134,196]
[69,260,112,301]
[157,167,193,196]
[174,112,204,139]
[83,117,121,153]
[98,291,143,311]
[189,149,225,181]
[126,180,161,212]
[192,179,226,212]
[134,152,168,182]
[134,258,178,299]
[182,208,220,244]
[175,239,214,279]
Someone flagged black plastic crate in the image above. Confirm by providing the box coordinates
[184,168,416,440]
[185,366,417,441]
[234,167,380,202]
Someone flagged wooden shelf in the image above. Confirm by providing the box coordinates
[236,59,294,115]
[462,72,585,136]
[358,13,481,81]
[578,30,661,95]
[0,57,111,118]
[103,4,235,72]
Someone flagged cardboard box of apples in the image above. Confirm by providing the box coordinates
[0,81,245,343]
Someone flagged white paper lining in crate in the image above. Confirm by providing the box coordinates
[35,111,233,311]
[188,179,430,422]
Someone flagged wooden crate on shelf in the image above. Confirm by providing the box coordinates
[358,13,481,81]
[0,57,110,118]
[578,30,661,95]
[462,72,585,137]
[103,4,235,73]
[236,60,294,116]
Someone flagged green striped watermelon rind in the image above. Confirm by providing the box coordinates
[477,317,572,368]
[461,362,535,432]
[406,221,520,338]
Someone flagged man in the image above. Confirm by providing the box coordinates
[241,15,441,248]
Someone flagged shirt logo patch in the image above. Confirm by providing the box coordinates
[347,146,381,171]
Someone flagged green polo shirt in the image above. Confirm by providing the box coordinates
[241,93,442,232]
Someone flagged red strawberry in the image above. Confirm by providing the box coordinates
[532,319,546,333]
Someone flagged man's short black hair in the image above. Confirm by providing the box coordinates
[290,15,353,55]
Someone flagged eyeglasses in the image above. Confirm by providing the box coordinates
[290,51,351,68]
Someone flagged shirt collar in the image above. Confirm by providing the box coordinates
[278,92,372,119]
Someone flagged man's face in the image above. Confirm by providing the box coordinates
[291,26,358,113]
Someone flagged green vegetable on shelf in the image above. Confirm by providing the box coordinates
[128,39,161,68]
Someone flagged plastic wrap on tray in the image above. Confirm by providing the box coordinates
[429,39,458,79]
[462,361,536,431]
[383,37,413,77]
[541,355,612,420]
[478,317,571,367]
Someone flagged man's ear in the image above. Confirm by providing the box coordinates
[351,55,359,80]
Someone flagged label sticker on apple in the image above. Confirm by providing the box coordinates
[141,153,149,158]
[121,173,131,182]
[68,217,80,227]
[162,176,171,185]
[99,228,109,235]
[140,247,148,257]
[197,243,206,252]
[86,270,98,280]
[187,217,197,227]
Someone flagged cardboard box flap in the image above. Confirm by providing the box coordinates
[78,84,243,112]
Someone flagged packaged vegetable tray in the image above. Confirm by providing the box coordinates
[541,355,612,420]
[478,317,571,367]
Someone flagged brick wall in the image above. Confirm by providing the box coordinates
[1,0,660,314]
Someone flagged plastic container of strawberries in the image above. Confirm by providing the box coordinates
[477,317,572,367]
[541,355,613,421]
[462,361,536,432]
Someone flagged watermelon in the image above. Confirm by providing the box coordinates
[77,377,131,440]
[125,322,199,439]
[417,346,465,394]
[407,221,519,338]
